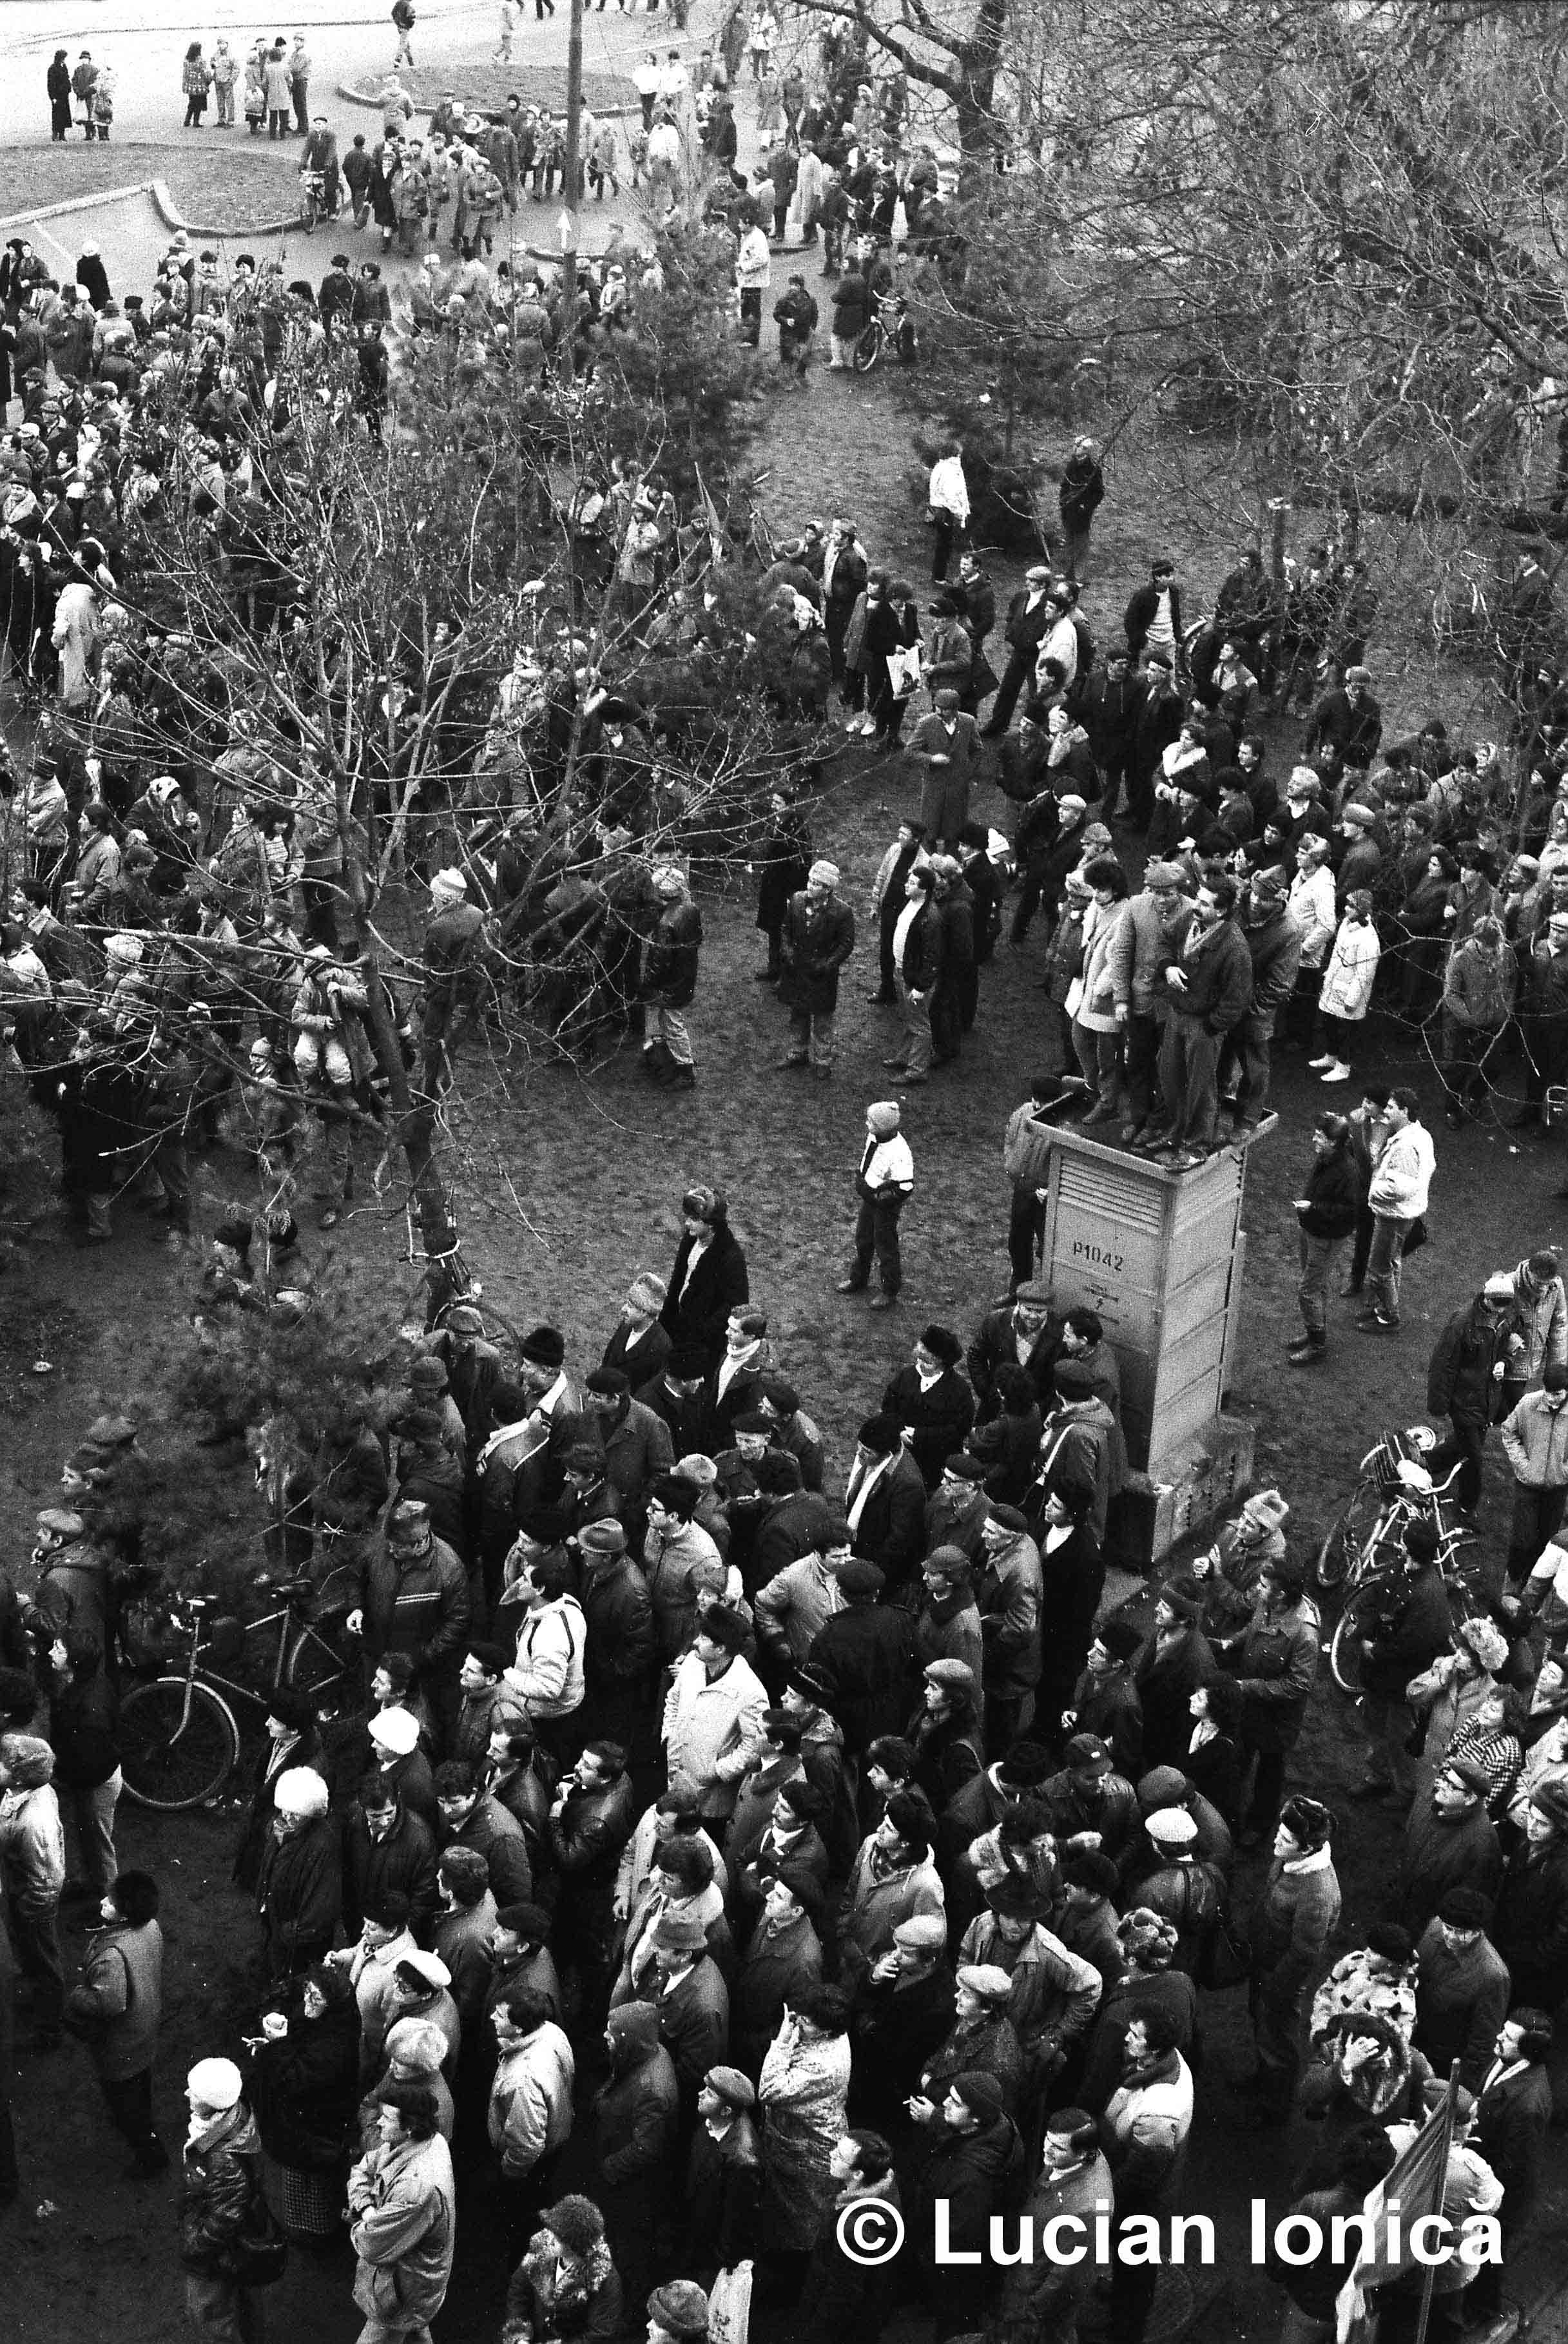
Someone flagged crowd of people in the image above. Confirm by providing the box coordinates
[4,1209,1568,2344]
[6,13,1568,2344]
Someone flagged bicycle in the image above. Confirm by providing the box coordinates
[1315,1426,1486,1693]
[118,1568,358,1812]
[853,292,917,373]
[299,168,325,233]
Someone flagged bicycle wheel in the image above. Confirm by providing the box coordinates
[853,322,882,373]
[1328,1609,1368,1696]
[1312,1503,1355,1596]
[282,1618,352,1706]
[119,1677,240,1810]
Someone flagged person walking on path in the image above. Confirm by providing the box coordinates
[182,43,212,128]
[838,1103,915,1310]
[48,51,73,140]
[392,0,417,69]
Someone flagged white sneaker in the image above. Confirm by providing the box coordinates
[844,715,860,732]
[1308,1054,1333,1070]
[1321,1061,1351,1083]
[858,718,878,737]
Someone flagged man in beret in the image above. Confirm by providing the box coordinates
[777,859,857,1078]
[1412,1886,1510,2093]
[935,1740,1054,1919]
[916,1555,985,1718]
[755,1379,826,1495]
[908,2068,1025,2336]
[732,1866,824,2073]
[662,1606,769,1828]
[419,1305,503,1446]
[1063,1620,1143,1776]
[649,1910,730,2122]
[967,1282,1058,1422]
[576,1524,655,1745]
[683,2065,762,2267]
[976,1505,1041,1758]
[805,1558,914,1757]
[906,688,981,849]
[1395,1757,1504,1939]
[1040,1733,1139,1865]
[841,1415,927,1593]
[849,1909,956,2129]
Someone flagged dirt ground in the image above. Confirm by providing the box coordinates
[6,323,1568,2344]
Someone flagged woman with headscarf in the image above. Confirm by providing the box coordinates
[247,1961,362,2240]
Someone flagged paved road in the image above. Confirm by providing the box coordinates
[0,0,742,300]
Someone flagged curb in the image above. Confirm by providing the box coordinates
[0,174,302,242]
[0,180,157,235]
[148,176,302,240]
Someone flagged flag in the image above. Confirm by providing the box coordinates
[1334,2084,1456,2344]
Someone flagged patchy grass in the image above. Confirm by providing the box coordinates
[0,135,307,233]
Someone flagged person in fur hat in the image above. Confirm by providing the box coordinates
[501,2193,623,2344]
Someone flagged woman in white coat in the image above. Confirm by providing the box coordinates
[1312,887,1380,1083]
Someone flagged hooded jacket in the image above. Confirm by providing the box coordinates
[597,1999,681,2193]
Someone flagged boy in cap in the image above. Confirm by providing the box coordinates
[838,1102,914,1308]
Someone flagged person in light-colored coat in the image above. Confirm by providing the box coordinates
[662,1612,769,1825]
[348,2082,457,2339]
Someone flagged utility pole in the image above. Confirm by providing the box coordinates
[559,0,583,380]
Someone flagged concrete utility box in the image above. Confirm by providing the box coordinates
[1034,1117,1272,1564]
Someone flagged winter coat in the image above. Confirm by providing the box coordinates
[759,2022,851,2249]
[807,1602,916,1752]
[1159,911,1252,1032]
[1318,913,1382,1022]
[1494,1835,1568,2001]
[642,897,702,1007]
[1505,1260,1568,1387]
[342,1803,439,1941]
[488,2020,575,2175]
[1444,935,1515,1029]
[910,2109,1024,2318]
[180,2105,264,2273]
[1501,1391,1568,1487]
[1396,1799,1502,1937]
[256,1814,343,1977]
[1248,1845,1341,2000]
[438,1793,533,1908]
[597,2003,681,2248]
[349,2131,456,2330]
[1360,1563,1453,1703]
[1367,1121,1435,1219]
[663,1651,769,1819]
[65,1917,162,2082]
[1428,1297,1511,1424]
[799,2173,906,2344]
[733,1911,823,2071]
[359,1536,471,1674]
[778,891,855,1014]
[1413,1919,1511,2090]
[249,1995,362,2169]
[1297,1140,1362,1240]
[839,1841,945,1984]
[660,1226,749,1371]
[685,2111,764,2265]
[0,1754,66,1913]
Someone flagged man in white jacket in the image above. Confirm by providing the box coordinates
[736,220,771,346]
[1361,1085,1436,1333]
[662,1605,768,1826]
[500,1551,586,1755]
